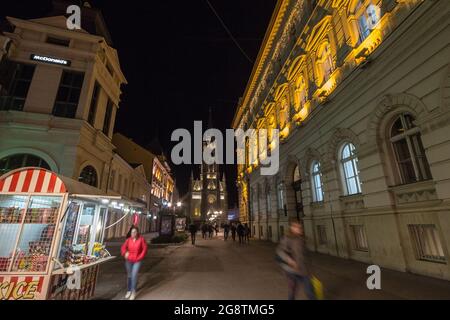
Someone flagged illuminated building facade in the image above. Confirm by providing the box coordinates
[0,3,152,238]
[233,0,450,280]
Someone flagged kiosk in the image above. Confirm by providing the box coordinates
[0,167,142,300]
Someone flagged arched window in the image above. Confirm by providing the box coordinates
[79,165,98,187]
[317,42,334,84]
[390,113,432,184]
[340,143,362,195]
[356,2,381,43]
[0,154,51,175]
[311,161,324,202]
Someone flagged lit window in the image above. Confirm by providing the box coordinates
[311,161,324,202]
[390,113,432,184]
[340,143,362,195]
[357,3,381,43]
[277,183,285,210]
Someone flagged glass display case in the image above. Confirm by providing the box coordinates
[0,194,63,273]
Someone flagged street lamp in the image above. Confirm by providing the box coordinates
[177,201,182,208]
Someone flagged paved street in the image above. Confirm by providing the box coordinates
[94,233,450,300]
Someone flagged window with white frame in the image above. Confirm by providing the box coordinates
[277,183,285,210]
[351,225,369,251]
[409,225,446,263]
[311,161,324,202]
[390,113,432,184]
[340,143,362,195]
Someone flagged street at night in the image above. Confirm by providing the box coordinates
[94,233,450,300]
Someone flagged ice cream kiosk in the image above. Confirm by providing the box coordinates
[0,167,136,300]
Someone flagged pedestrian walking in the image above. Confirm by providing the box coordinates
[230,223,237,242]
[208,224,214,239]
[244,223,251,243]
[237,222,245,245]
[214,223,219,236]
[189,223,198,245]
[276,220,315,300]
[121,226,148,300]
[201,223,208,239]
[223,223,230,241]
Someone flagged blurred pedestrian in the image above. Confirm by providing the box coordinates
[237,222,245,245]
[276,220,315,300]
[121,226,148,300]
[189,223,198,245]
[208,224,214,238]
[224,223,230,241]
[201,223,208,239]
[230,223,237,242]
[214,223,219,236]
[244,223,251,243]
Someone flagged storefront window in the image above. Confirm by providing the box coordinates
[76,203,96,252]
[9,196,62,273]
[95,207,108,243]
[58,202,81,265]
[0,195,28,272]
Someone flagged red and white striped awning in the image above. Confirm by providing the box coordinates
[0,168,67,194]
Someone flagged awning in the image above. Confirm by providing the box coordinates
[0,167,147,209]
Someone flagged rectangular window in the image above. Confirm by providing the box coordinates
[351,225,369,252]
[103,100,114,136]
[0,62,35,111]
[260,226,264,238]
[88,82,100,126]
[280,225,285,238]
[409,225,445,263]
[317,225,327,246]
[46,36,70,47]
[53,71,84,118]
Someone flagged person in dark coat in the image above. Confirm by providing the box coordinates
[244,223,251,243]
[208,224,214,238]
[223,223,230,241]
[230,223,237,242]
[276,220,315,300]
[237,223,245,245]
[201,224,208,239]
[189,223,198,245]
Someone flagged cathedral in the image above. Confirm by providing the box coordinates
[188,110,228,224]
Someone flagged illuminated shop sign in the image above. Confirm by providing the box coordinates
[30,54,71,66]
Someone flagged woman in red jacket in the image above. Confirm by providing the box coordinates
[121,226,148,300]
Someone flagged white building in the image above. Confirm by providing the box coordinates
[233,0,450,280]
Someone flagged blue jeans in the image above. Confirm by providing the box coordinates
[287,273,316,300]
[125,261,141,292]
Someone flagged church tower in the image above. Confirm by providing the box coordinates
[189,108,227,224]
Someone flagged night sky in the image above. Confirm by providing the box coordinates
[0,0,277,207]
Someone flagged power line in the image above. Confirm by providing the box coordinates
[204,0,254,64]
